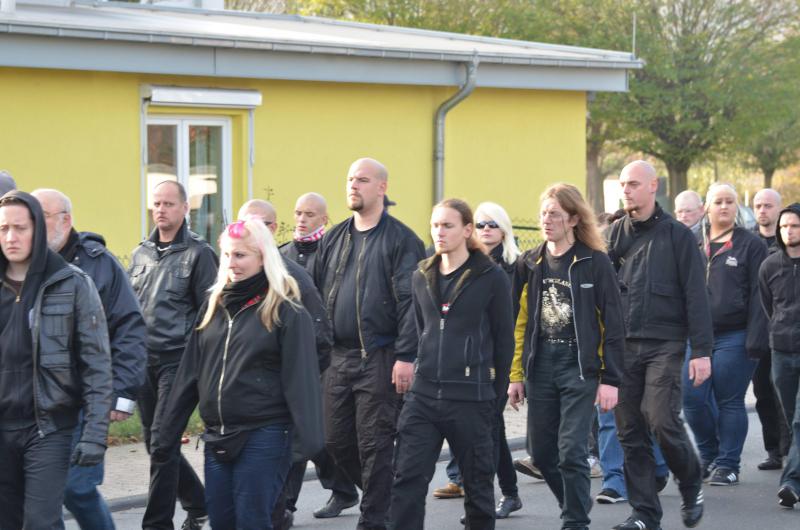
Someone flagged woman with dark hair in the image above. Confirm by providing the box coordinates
[682,183,769,486]
[508,183,625,530]
[389,198,515,530]
[153,217,324,529]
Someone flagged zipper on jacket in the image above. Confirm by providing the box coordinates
[217,304,253,435]
[568,255,591,381]
[355,235,369,359]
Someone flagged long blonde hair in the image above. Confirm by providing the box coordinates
[474,201,521,265]
[540,183,606,252]
[198,217,301,331]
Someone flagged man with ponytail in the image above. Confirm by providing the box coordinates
[508,184,624,530]
[607,160,713,530]
[389,198,514,530]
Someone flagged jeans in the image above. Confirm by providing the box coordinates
[444,398,518,497]
[0,425,73,530]
[63,422,115,530]
[772,351,800,492]
[597,408,667,498]
[682,329,757,472]
[528,341,597,528]
[140,361,206,529]
[205,425,293,530]
[324,348,400,530]
[389,393,496,530]
[615,339,702,528]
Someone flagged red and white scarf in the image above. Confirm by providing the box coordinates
[295,224,325,243]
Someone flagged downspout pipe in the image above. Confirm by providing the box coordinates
[434,54,479,204]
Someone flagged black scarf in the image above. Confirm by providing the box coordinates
[221,271,268,315]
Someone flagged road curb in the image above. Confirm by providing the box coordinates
[101,436,528,513]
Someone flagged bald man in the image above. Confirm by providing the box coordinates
[314,158,424,528]
[32,188,147,529]
[280,192,328,273]
[0,170,16,196]
[674,190,704,239]
[606,161,713,530]
[750,188,791,472]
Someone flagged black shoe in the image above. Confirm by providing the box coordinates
[283,509,294,528]
[596,488,626,504]
[495,495,522,518]
[778,485,799,508]
[758,455,783,470]
[708,467,739,486]
[313,494,359,518]
[702,462,716,482]
[680,481,704,528]
[460,514,466,525]
[655,475,669,493]
[612,516,660,529]
[180,516,208,530]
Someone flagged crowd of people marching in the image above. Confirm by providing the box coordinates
[0,158,798,530]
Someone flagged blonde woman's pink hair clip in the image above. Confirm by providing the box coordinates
[227,220,247,239]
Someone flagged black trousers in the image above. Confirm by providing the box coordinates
[615,339,702,528]
[752,351,791,457]
[0,425,73,530]
[139,361,206,530]
[528,341,598,528]
[324,348,400,530]
[389,393,496,530]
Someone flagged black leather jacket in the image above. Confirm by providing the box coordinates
[32,266,113,444]
[128,222,218,361]
[314,211,425,361]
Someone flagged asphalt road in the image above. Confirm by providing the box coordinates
[71,410,798,529]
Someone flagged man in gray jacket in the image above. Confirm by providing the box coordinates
[0,190,112,529]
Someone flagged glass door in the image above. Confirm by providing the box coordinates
[146,117,231,245]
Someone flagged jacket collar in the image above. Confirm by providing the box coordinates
[144,219,189,250]
[523,240,592,270]
[419,248,495,285]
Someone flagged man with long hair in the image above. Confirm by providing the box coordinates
[508,183,624,530]
[607,161,713,530]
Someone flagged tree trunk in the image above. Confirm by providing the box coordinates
[586,141,605,214]
[763,167,775,189]
[665,161,690,205]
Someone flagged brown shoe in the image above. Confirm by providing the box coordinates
[433,482,464,499]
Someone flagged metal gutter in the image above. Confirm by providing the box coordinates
[434,55,478,204]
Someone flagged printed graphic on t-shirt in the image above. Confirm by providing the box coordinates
[541,277,573,336]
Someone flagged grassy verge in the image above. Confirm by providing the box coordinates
[107,408,205,446]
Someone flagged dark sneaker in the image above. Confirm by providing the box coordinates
[596,488,626,504]
[758,455,783,470]
[313,493,359,518]
[283,509,294,528]
[513,457,544,479]
[680,483,704,528]
[495,495,522,518]
[708,467,739,486]
[612,516,660,529]
[432,481,465,499]
[180,516,208,530]
[702,462,716,482]
[777,485,799,509]
[656,474,669,493]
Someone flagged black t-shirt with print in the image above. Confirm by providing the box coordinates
[540,245,576,339]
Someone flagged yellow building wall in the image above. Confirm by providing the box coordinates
[0,67,585,257]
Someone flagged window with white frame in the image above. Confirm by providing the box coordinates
[146,116,232,246]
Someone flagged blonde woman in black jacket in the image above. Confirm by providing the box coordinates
[154,217,324,530]
[389,198,515,530]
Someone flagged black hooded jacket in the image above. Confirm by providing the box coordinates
[0,191,111,443]
[759,202,800,354]
[61,230,147,409]
[410,250,515,403]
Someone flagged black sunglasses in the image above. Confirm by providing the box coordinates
[476,221,499,229]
